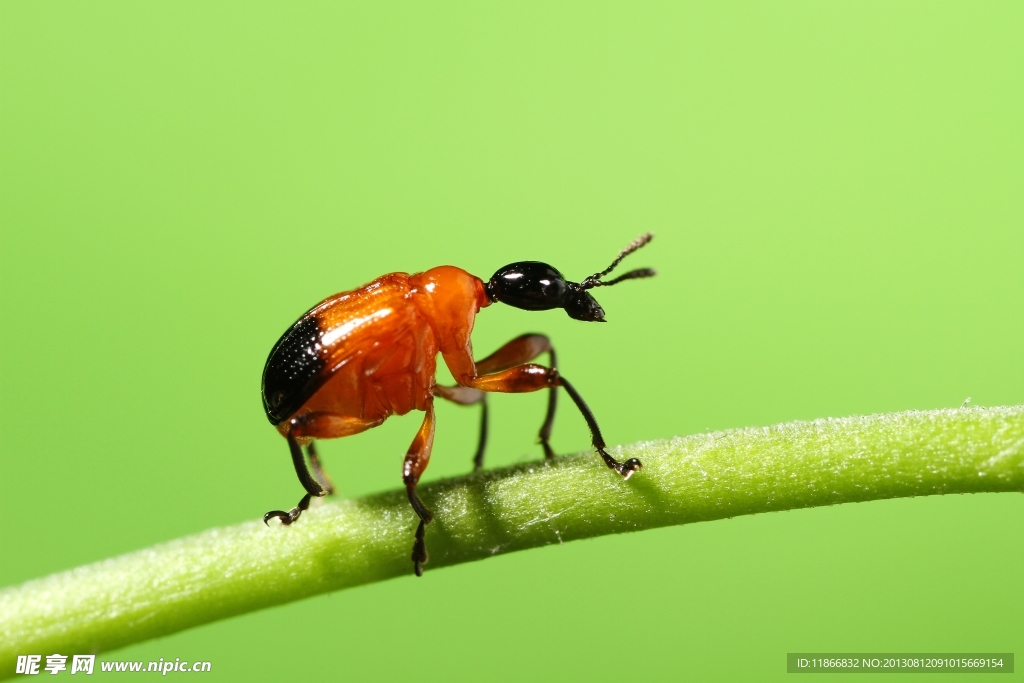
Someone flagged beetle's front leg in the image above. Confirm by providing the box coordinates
[403,400,436,576]
[461,364,642,479]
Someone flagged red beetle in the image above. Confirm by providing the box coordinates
[261,234,656,575]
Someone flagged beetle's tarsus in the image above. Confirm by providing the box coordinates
[411,519,428,577]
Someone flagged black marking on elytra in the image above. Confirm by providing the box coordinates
[262,314,327,425]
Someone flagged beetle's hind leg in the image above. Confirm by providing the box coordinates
[264,413,380,526]
[263,430,326,526]
[403,400,436,576]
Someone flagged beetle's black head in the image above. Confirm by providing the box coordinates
[485,233,656,322]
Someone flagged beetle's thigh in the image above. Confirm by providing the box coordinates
[433,384,483,405]
[288,413,385,440]
[475,333,552,375]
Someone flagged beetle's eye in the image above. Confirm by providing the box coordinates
[487,262,568,311]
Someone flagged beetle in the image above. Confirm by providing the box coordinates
[261,233,656,576]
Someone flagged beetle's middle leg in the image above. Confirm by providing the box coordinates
[437,333,558,469]
[264,412,381,526]
[403,400,436,577]
[433,385,488,470]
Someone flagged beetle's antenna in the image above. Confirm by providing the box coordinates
[592,267,658,287]
[580,233,656,289]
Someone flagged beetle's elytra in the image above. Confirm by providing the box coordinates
[261,234,656,576]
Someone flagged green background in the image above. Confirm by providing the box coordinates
[2,1,1022,680]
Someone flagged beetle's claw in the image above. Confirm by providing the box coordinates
[263,510,286,526]
[263,508,299,526]
[597,446,643,480]
[615,457,643,480]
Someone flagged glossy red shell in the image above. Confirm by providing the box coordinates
[261,266,490,433]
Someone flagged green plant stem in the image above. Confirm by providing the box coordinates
[2,405,1023,676]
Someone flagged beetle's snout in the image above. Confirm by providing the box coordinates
[564,288,606,322]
